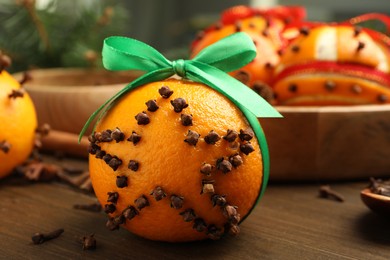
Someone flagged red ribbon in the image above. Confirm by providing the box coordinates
[220,5,306,26]
[273,61,390,87]
[284,13,390,49]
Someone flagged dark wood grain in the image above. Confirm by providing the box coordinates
[1,157,390,259]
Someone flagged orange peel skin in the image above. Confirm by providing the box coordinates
[89,79,264,242]
[0,70,37,178]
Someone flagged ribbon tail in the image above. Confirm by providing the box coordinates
[78,68,174,141]
[187,62,282,118]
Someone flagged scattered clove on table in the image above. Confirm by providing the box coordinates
[80,234,97,250]
[318,185,345,202]
[15,159,92,192]
[32,228,64,245]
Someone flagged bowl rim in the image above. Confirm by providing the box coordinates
[12,68,142,91]
[275,104,390,114]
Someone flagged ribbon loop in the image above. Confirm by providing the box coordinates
[172,59,186,78]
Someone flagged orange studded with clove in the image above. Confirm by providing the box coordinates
[89,79,265,242]
[0,60,37,178]
[190,16,280,104]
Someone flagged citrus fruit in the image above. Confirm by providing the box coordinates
[0,64,37,178]
[191,16,280,104]
[273,25,390,105]
[88,79,267,242]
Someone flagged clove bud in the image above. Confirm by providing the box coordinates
[32,228,64,245]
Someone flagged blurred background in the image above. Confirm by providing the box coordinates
[1,0,389,72]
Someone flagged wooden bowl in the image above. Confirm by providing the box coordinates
[361,188,390,217]
[261,105,390,181]
[13,68,141,135]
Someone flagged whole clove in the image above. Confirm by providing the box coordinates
[234,70,250,85]
[116,175,128,188]
[127,131,141,145]
[351,84,362,94]
[170,195,184,209]
[32,228,64,245]
[88,143,99,155]
[318,185,345,202]
[19,71,32,85]
[93,132,102,142]
[96,149,107,159]
[234,21,242,32]
[206,225,223,240]
[8,89,25,99]
[134,195,149,210]
[291,45,300,53]
[135,112,150,125]
[122,206,139,220]
[100,130,113,142]
[150,186,167,201]
[73,203,102,212]
[200,163,213,176]
[170,98,188,113]
[226,223,240,236]
[252,83,274,102]
[0,140,11,153]
[239,129,254,141]
[128,160,139,172]
[299,26,310,36]
[229,154,243,168]
[102,154,112,163]
[264,62,273,70]
[111,128,125,143]
[202,183,215,194]
[377,94,388,103]
[204,130,221,145]
[288,84,298,93]
[106,218,120,231]
[180,113,193,126]
[104,203,116,214]
[145,99,159,112]
[324,80,336,91]
[108,156,122,171]
[158,86,174,98]
[35,124,51,137]
[356,41,365,52]
[240,142,255,155]
[23,161,60,182]
[216,157,232,174]
[193,218,207,232]
[179,209,196,222]
[184,130,200,146]
[223,205,241,224]
[106,215,125,231]
[107,191,119,204]
[211,194,227,207]
[80,234,96,250]
[223,129,238,143]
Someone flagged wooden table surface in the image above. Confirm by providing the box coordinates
[1,156,389,260]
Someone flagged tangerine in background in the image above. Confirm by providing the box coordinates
[0,69,37,178]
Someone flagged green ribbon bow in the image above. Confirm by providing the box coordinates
[79,32,282,201]
[80,32,281,138]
